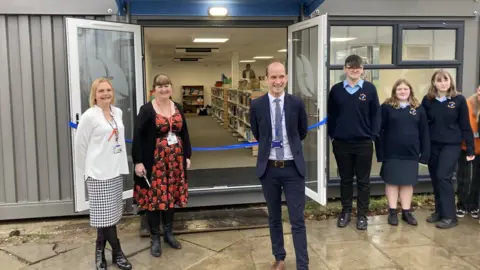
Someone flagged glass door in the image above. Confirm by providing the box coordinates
[287,14,328,205]
[65,18,144,212]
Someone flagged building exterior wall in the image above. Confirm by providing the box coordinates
[0,14,113,220]
[0,0,118,15]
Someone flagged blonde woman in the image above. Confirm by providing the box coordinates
[74,78,132,270]
[421,69,474,229]
[375,79,430,226]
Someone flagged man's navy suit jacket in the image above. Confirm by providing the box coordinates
[249,92,308,178]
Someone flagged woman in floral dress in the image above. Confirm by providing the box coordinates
[132,73,192,257]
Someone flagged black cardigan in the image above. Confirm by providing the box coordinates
[132,101,192,189]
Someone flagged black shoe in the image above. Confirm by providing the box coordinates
[401,211,418,226]
[162,209,182,249]
[337,212,351,228]
[387,209,398,226]
[456,209,466,218]
[356,216,368,230]
[426,212,441,223]
[139,214,150,237]
[95,240,107,270]
[110,239,132,270]
[470,209,479,219]
[436,218,458,229]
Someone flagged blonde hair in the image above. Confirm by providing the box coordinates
[426,69,458,99]
[89,77,115,107]
[385,78,420,109]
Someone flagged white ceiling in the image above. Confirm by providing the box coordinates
[144,27,287,63]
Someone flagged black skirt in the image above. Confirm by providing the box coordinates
[380,159,419,186]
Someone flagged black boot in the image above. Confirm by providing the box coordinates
[162,209,182,249]
[387,208,398,226]
[95,229,107,270]
[105,226,132,270]
[139,212,150,237]
[147,211,162,257]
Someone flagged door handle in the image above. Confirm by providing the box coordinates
[76,113,80,125]
[309,114,319,117]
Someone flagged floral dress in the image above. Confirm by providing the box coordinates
[134,107,188,211]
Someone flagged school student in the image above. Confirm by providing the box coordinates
[375,79,430,226]
[421,69,475,229]
[327,54,381,230]
[456,85,480,220]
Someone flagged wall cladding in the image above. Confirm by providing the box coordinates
[0,15,111,220]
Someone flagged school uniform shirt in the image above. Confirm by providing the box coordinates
[375,103,430,163]
[74,105,129,180]
[421,95,474,156]
[327,80,381,142]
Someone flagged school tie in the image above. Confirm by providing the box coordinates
[274,98,284,160]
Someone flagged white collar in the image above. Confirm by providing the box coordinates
[268,92,285,104]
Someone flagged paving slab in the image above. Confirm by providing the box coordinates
[2,243,57,264]
[178,230,244,252]
[0,250,27,270]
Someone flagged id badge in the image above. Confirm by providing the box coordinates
[113,144,122,154]
[271,140,283,149]
[475,132,479,138]
[167,132,178,145]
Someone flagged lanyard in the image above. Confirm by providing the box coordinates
[158,101,174,131]
[105,107,119,142]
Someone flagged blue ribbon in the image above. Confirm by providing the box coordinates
[69,116,327,151]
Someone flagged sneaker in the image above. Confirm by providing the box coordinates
[470,209,479,219]
[456,209,466,218]
[436,218,458,229]
[337,212,351,228]
[356,216,368,230]
[402,211,418,226]
[426,212,441,223]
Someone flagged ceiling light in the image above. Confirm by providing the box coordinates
[278,49,287,52]
[208,7,228,16]
[253,56,273,59]
[193,38,229,43]
[239,60,256,63]
[330,37,357,42]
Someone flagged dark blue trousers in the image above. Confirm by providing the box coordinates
[260,165,308,270]
[428,143,461,220]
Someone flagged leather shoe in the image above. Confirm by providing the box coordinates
[270,260,285,270]
[436,218,458,229]
[426,212,441,223]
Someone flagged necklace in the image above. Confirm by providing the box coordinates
[155,99,172,117]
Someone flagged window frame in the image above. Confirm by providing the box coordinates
[397,22,464,66]
[326,20,465,180]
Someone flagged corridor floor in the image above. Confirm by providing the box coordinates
[1,209,480,269]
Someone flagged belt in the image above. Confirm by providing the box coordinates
[268,160,295,168]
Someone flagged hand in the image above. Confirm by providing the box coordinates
[467,155,475,161]
[135,163,146,177]
[186,159,191,169]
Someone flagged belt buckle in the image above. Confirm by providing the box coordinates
[275,160,284,168]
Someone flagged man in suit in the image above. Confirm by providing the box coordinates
[249,62,309,270]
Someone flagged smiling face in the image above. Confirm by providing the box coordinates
[267,62,287,97]
[395,83,411,102]
[95,81,114,107]
[434,73,452,93]
[152,74,173,101]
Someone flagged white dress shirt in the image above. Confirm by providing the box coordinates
[268,92,293,160]
[74,105,129,180]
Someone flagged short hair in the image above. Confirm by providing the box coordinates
[266,61,286,77]
[89,77,115,107]
[152,73,173,89]
[344,54,363,68]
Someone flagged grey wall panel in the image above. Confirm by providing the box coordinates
[52,16,73,201]
[0,16,16,204]
[0,0,118,16]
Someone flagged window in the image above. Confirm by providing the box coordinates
[328,21,464,179]
[330,26,393,65]
[328,68,457,178]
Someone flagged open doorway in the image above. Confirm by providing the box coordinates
[143,27,287,190]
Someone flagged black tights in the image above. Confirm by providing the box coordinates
[147,210,161,233]
[97,225,118,244]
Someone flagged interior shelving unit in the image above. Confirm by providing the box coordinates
[182,85,204,113]
[211,85,267,156]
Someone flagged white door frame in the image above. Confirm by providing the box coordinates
[287,14,328,205]
[65,18,144,212]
